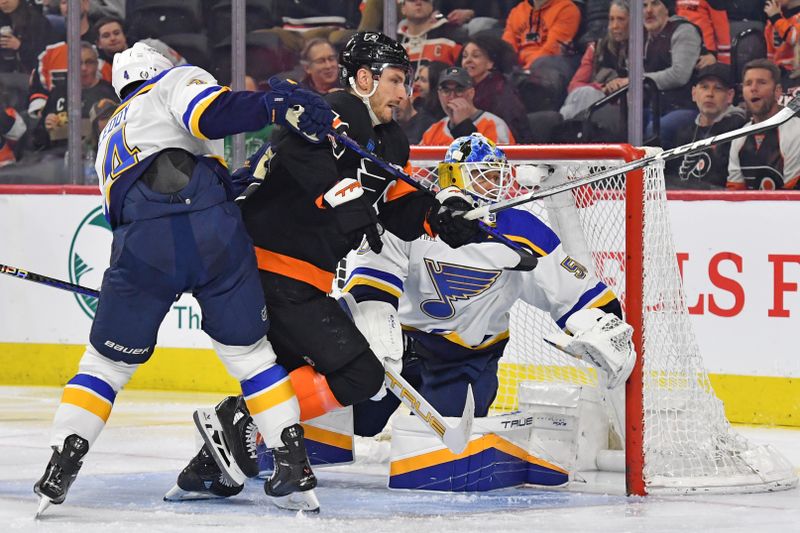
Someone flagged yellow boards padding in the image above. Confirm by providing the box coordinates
[0,343,239,394]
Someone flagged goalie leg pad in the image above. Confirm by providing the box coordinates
[388,412,568,491]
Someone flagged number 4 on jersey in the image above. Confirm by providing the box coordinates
[102,126,140,181]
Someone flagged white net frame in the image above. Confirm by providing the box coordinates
[398,144,795,496]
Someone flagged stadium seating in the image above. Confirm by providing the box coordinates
[127,0,204,41]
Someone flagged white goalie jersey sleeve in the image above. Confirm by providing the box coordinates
[343,208,618,348]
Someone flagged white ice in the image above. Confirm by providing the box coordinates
[1,386,798,533]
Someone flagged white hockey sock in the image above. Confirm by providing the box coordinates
[49,345,137,448]
[213,337,300,449]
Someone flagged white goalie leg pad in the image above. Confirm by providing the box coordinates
[517,382,609,478]
[339,292,403,401]
[544,308,636,389]
[389,411,570,490]
[49,345,139,448]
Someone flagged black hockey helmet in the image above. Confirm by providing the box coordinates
[339,32,413,95]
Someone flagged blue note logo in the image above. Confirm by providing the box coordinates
[68,206,111,319]
[420,259,501,319]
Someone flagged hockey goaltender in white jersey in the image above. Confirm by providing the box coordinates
[342,133,636,491]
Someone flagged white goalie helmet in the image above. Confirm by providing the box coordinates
[112,42,174,98]
[439,133,515,203]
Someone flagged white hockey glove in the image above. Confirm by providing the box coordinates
[339,292,403,401]
[543,308,636,389]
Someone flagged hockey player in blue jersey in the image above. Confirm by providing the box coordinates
[32,42,334,516]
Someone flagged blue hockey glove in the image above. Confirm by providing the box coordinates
[263,77,334,143]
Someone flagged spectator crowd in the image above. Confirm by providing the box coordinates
[0,0,799,190]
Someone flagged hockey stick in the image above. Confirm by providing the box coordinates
[384,365,474,454]
[0,263,99,298]
[465,95,800,220]
[329,131,538,272]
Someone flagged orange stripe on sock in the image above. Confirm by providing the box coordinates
[244,378,296,416]
[289,365,343,420]
[61,387,113,422]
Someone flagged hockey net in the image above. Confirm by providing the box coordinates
[343,143,795,496]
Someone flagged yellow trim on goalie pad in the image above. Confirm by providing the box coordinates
[390,433,567,477]
[301,423,353,451]
[1,343,797,427]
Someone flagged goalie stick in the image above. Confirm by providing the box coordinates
[464,95,800,220]
[384,365,474,454]
[328,130,538,272]
[2,261,476,454]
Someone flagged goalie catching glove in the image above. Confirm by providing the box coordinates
[263,76,334,143]
[543,308,635,389]
[339,293,403,401]
[427,187,481,248]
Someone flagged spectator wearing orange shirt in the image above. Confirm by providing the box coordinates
[420,66,516,145]
[502,0,581,69]
[764,0,800,80]
[0,87,25,166]
[397,0,465,67]
[676,0,731,66]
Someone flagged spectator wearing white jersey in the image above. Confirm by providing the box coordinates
[728,58,800,190]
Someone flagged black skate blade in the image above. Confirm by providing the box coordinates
[269,488,320,513]
[163,484,227,502]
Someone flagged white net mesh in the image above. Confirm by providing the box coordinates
[337,144,796,494]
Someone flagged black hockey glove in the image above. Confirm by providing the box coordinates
[320,178,383,253]
[232,142,273,203]
[264,76,334,143]
[427,187,481,248]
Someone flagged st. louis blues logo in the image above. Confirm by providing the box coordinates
[420,259,501,319]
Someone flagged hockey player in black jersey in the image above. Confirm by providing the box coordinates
[165,32,482,500]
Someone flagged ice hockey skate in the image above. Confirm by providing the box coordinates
[192,395,259,486]
[163,444,244,501]
[33,434,89,518]
[264,424,319,512]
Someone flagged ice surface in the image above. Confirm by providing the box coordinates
[1,386,798,533]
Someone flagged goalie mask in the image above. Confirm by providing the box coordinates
[439,133,515,203]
